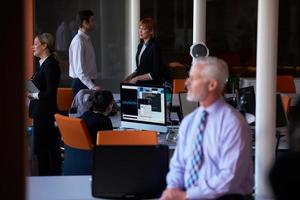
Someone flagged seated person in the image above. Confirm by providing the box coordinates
[269,99,300,200]
[69,89,94,118]
[80,90,113,144]
[160,57,253,200]
[70,89,118,118]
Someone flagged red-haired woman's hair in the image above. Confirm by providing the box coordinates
[139,18,155,34]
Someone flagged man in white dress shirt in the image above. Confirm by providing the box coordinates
[69,10,100,96]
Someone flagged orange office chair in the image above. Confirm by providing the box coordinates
[57,88,73,115]
[54,113,93,175]
[171,79,187,121]
[172,79,186,94]
[167,62,188,79]
[96,130,158,145]
[276,75,296,93]
[281,95,291,115]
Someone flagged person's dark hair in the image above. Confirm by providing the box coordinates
[76,10,94,28]
[288,99,300,151]
[90,90,113,113]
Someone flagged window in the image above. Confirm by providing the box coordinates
[35,0,300,93]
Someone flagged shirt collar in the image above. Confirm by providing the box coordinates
[143,37,154,46]
[78,30,90,40]
[39,56,49,66]
[199,97,225,115]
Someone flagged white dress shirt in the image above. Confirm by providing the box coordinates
[69,30,97,89]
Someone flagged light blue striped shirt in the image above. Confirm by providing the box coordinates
[166,97,254,199]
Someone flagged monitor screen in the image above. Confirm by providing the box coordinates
[236,86,256,115]
[236,87,288,128]
[120,83,168,133]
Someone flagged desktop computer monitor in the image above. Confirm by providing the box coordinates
[92,145,169,199]
[120,83,168,133]
[236,86,256,116]
[236,87,288,128]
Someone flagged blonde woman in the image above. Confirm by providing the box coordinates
[28,33,61,175]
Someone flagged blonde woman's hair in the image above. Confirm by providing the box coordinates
[36,33,58,59]
[36,33,56,53]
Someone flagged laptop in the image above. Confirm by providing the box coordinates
[92,145,169,199]
[179,92,199,119]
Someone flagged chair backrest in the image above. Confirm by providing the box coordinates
[57,88,73,112]
[277,75,296,93]
[167,62,188,79]
[54,113,93,150]
[96,130,158,145]
[281,95,291,115]
[172,79,186,94]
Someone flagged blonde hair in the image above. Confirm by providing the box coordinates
[36,33,56,53]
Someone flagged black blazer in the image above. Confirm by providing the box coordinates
[135,37,163,84]
[29,55,61,120]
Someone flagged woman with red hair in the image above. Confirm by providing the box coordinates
[123,18,163,85]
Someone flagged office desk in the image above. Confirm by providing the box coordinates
[27,175,160,200]
[109,111,121,128]
[27,175,97,200]
[158,133,177,149]
[27,175,276,200]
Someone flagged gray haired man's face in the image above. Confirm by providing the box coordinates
[186,64,210,103]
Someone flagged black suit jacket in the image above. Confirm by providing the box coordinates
[29,55,61,120]
[135,37,163,84]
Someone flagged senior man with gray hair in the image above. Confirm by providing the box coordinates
[160,57,253,200]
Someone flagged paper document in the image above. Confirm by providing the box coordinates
[26,80,39,93]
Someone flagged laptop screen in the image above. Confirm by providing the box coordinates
[92,145,169,199]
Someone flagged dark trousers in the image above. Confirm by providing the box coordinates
[71,78,89,97]
[33,118,62,176]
